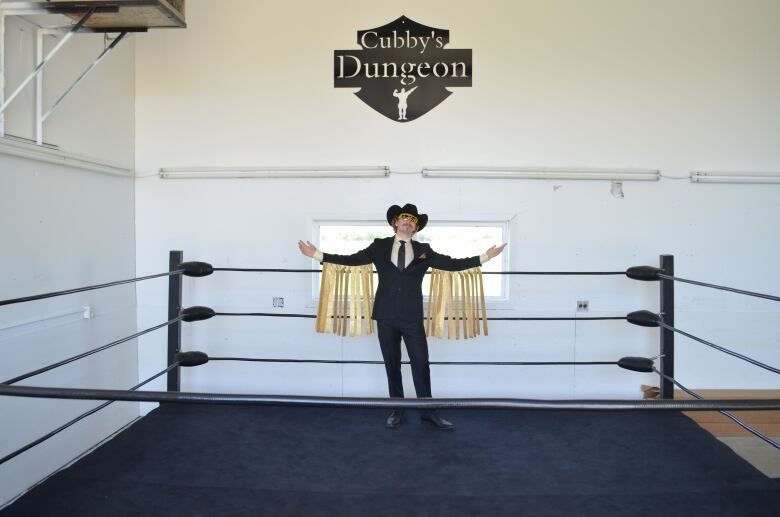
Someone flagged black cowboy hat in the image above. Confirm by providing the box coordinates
[386,203,428,232]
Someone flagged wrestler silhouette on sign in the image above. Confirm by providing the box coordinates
[392,86,418,120]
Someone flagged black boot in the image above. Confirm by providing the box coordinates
[386,410,404,429]
[421,411,454,430]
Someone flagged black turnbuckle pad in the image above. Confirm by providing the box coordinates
[618,356,654,373]
[626,266,661,281]
[627,310,661,327]
[175,351,209,367]
[181,261,214,277]
[180,306,216,322]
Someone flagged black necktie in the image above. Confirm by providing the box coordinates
[398,240,406,272]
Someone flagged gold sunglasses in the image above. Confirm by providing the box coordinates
[397,213,419,226]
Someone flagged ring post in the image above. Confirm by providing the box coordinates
[167,251,183,392]
[660,255,674,399]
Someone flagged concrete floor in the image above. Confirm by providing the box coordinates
[719,437,780,478]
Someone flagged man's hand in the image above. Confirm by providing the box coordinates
[484,243,507,259]
[298,240,318,258]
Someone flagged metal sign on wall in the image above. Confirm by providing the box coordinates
[334,16,472,123]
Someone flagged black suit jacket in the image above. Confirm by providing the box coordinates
[322,237,481,321]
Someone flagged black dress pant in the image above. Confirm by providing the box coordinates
[376,319,431,398]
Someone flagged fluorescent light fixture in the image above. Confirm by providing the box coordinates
[421,166,659,181]
[159,166,390,179]
[690,171,780,184]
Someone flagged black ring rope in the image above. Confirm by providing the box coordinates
[484,316,626,321]
[2,384,779,411]
[483,271,626,275]
[653,367,780,450]
[0,270,184,307]
[0,363,179,467]
[2,316,185,386]
[213,312,627,321]
[658,321,780,376]
[213,267,625,275]
[217,312,315,318]
[657,273,780,303]
[208,357,617,366]
[215,268,322,272]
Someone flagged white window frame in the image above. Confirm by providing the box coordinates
[310,218,510,307]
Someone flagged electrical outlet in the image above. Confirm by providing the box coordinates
[577,300,589,312]
[273,297,284,308]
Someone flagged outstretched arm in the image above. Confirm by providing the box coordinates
[298,239,375,266]
[424,242,481,271]
[426,243,507,271]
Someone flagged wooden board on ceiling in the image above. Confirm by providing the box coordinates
[52,0,186,29]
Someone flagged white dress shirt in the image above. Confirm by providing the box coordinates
[391,235,414,269]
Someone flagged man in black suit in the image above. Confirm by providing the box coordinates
[299,203,505,430]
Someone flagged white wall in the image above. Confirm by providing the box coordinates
[0,19,137,506]
[134,1,780,405]
[2,16,135,166]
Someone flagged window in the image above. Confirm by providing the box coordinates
[315,221,507,299]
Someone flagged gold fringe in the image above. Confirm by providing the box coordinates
[316,263,375,336]
[426,267,488,339]
[426,269,436,337]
